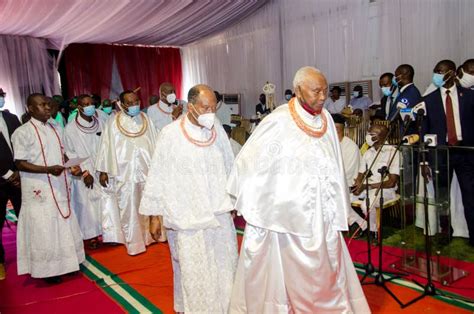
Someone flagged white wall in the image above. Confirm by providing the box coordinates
[182,0,474,117]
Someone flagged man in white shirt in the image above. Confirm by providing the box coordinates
[350,85,372,111]
[352,124,400,232]
[147,82,183,131]
[333,114,367,231]
[325,86,346,114]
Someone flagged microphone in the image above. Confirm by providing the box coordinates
[423,134,437,147]
[413,101,426,117]
[402,134,420,145]
[389,102,407,123]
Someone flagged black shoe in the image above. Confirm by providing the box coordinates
[66,271,79,277]
[44,276,62,284]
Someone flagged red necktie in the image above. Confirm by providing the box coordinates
[445,90,458,145]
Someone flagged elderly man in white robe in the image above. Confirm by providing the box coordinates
[140,84,238,313]
[12,93,84,284]
[96,90,157,255]
[228,67,370,313]
[147,82,183,131]
[64,94,104,249]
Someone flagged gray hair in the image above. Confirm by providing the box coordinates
[292,66,322,89]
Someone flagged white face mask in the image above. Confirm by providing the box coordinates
[353,91,360,98]
[458,68,474,88]
[190,103,215,129]
[166,93,176,104]
[366,133,376,146]
[198,113,215,130]
[0,97,4,108]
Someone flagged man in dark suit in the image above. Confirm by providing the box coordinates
[255,93,269,116]
[391,64,422,120]
[422,60,474,246]
[377,72,396,120]
[0,88,22,279]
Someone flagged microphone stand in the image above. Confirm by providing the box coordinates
[358,111,407,284]
[360,116,412,307]
[402,112,437,308]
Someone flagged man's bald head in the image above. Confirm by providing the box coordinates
[187,84,217,127]
[187,84,216,107]
[293,66,328,114]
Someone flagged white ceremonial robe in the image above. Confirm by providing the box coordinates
[12,118,85,278]
[227,100,370,313]
[147,100,176,131]
[64,115,104,240]
[230,137,242,157]
[140,116,238,313]
[95,112,157,255]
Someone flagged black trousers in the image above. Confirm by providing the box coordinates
[450,149,474,245]
[0,183,21,263]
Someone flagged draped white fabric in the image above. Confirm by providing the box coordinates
[0,35,60,115]
[0,0,267,50]
[182,0,474,118]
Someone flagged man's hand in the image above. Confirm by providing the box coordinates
[99,172,109,187]
[84,174,94,189]
[70,166,82,176]
[47,165,65,176]
[421,165,432,181]
[351,183,365,196]
[171,104,183,120]
[7,171,21,188]
[149,216,162,242]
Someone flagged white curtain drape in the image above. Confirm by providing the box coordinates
[182,0,474,118]
[0,35,60,115]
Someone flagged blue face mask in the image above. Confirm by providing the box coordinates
[392,77,399,87]
[102,107,113,114]
[0,97,4,108]
[353,91,360,98]
[285,94,292,101]
[83,105,96,117]
[127,105,140,117]
[432,73,446,88]
[381,86,392,97]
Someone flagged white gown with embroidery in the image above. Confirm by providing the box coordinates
[139,116,238,313]
[12,118,85,278]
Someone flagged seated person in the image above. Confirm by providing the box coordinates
[350,85,372,112]
[351,124,400,234]
[325,86,346,114]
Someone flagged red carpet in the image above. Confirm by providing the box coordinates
[347,238,474,301]
[0,224,123,314]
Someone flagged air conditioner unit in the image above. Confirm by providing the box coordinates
[222,93,241,114]
[217,93,241,125]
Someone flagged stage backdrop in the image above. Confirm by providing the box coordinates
[64,44,182,106]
